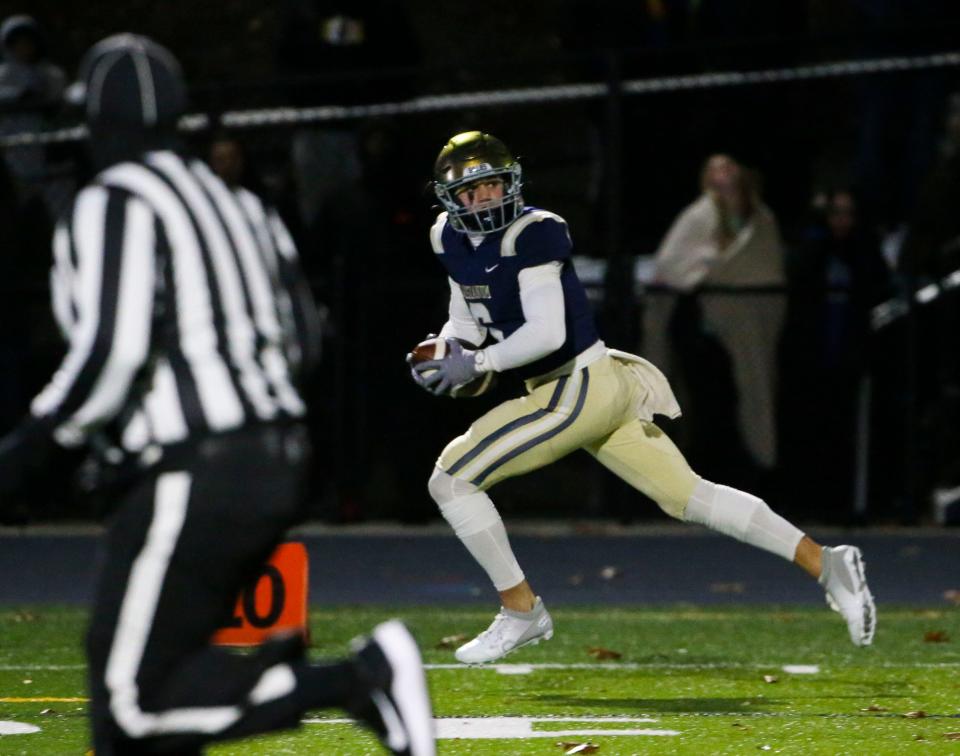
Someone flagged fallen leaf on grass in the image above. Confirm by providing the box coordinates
[770,612,797,623]
[861,704,888,712]
[587,646,622,660]
[944,733,960,741]
[435,634,468,650]
[731,722,751,731]
[709,582,745,594]
[923,630,950,643]
[914,734,927,741]
[762,675,779,684]
[558,742,599,754]
[904,711,928,719]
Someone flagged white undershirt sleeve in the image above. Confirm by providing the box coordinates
[438,276,487,345]
[480,262,565,373]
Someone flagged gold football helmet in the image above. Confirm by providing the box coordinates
[433,131,523,233]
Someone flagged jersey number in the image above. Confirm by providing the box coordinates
[467,302,504,343]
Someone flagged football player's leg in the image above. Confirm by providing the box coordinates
[587,419,805,559]
[428,466,525,598]
[430,368,614,662]
[432,369,601,595]
[587,420,875,646]
[687,478,875,645]
[428,466,553,663]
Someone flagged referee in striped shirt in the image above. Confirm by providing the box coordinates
[0,34,433,755]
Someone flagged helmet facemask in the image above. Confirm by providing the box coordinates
[433,132,524,234]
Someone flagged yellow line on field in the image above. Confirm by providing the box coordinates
[0,697,88,702]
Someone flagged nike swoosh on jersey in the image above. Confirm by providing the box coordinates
[485,264,499,273]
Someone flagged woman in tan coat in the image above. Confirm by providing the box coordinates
[647,154,786,473]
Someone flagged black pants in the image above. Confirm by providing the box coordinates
[87,423,318,754]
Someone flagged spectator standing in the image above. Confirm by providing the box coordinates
[0,14,73,227]
[0,15,74,470]
[276,0,420,240]
[646,154,786,485]
[207,132,258,193]
[206,132,324,392]
[276,0,421,520]
[898,91,960,514]
[782,190,892,519]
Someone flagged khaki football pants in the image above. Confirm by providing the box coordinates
[438,354,698,518]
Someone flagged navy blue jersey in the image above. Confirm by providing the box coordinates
[431,206,600,380]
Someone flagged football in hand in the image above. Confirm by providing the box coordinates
[408,337,497,398]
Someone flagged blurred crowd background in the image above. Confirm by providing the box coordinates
[2,0,960,527]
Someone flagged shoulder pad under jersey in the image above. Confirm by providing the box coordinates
[430,212,448,254]
[500,209,569,257]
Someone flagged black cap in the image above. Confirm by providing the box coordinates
[67,33,185,132]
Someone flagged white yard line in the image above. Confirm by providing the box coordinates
[782,664,820,674]
[0,721,41,734]
[302,716,681,739]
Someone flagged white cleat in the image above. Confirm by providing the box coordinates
[455,597,554,664]
[819,545,876,647]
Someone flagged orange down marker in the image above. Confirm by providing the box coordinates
[213,542,309,646]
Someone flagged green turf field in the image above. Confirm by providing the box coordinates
[0,605,957,754]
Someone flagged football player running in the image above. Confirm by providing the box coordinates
[409,131,875,664]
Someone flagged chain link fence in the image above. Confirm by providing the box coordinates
[4,46,959,524]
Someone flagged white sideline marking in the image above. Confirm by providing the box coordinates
[0,665,86,671]
[782,665,820,674]
[0,721,40,734]
[426,662,755,671]
[1,661,957,672]
[495,664,533,675]
[303,716,680,739]
[425,661,960,671]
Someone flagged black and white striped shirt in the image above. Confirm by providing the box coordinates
[32,150,314,454]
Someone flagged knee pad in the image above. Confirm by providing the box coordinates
[428,466,478,506]
[429,467,503,538]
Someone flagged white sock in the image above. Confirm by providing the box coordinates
[684,479,804,562]
[429,468,525,591]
